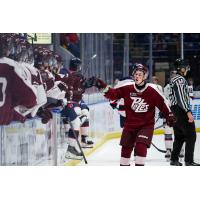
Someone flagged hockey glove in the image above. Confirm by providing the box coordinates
[37,108,53,124]
[82,78,96,89]
[96,78,107,90]
[166,112,176,127]
[73,90,84,102]
[110,101,117,109]
[87,77,107,90]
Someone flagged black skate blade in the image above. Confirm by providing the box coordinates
[65,152,83,161]
[81,146,93,149]
[65,155,83,161]
[81,143,94,148]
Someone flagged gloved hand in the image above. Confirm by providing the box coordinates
[166,112,176,127]
[73,90,84,102]
[96,78,107,89]
[57,82,68,92]
[82,78,96,89]
[37,108,53,124]
[110,102,117,109]
[87,77,107,90]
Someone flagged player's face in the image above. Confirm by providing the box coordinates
[152,79,158,84]
[133,71,145,85]
[180,65,190,76]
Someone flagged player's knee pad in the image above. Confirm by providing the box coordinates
[80,114,89,126]
[74,106,82,116]
[81,108,89,118]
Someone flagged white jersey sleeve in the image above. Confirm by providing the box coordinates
[163,84,171,106]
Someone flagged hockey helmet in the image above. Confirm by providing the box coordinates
[132,63,149,80]
[0,34,15,58]
[174,58,190,71]
[69,57,82,71]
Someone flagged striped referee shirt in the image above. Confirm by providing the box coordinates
[169,74,190,113]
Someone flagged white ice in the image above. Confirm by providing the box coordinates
[79,133,200,166]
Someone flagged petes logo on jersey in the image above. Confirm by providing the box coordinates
[130,97,149,112]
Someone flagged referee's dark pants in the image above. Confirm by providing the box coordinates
[170,106,196,163]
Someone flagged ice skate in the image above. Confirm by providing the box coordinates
[81,135,94,148]
[65,145,83,160]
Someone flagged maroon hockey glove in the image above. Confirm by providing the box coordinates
[88,77,107,90]
[73,90,84,102]
[166,112,176,127]
[110,101,117,109]
[37,108,53,124]
[96,78,107,89]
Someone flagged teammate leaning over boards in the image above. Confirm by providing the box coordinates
[60,58,94,158]
[169,58,200,166]
[0,34,37,125]
[90,63,176,166]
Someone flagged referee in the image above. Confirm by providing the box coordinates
[169,58,200,166]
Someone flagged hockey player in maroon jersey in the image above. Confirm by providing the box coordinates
[6,35,51,124]
[33,49,68,123]
[12,37,48,120]
[0,34,37,125]
[90,63,176,166]
[60,57,94,158]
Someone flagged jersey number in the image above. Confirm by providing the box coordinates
[0,78,7,107]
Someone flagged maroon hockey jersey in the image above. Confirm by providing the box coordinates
[104,82,171,130]
[39,69,55,91]
[0,62,37,125]
[61,72,85,102]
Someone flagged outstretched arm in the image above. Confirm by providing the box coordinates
[88,77,123,101]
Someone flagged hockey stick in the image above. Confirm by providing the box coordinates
[67,118,88,164]
[151,143,167,153]
[151,124,167,153]
[82,54,97,76]
[155,116,160,124]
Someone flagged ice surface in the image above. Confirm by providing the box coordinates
[79,134,200,166]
